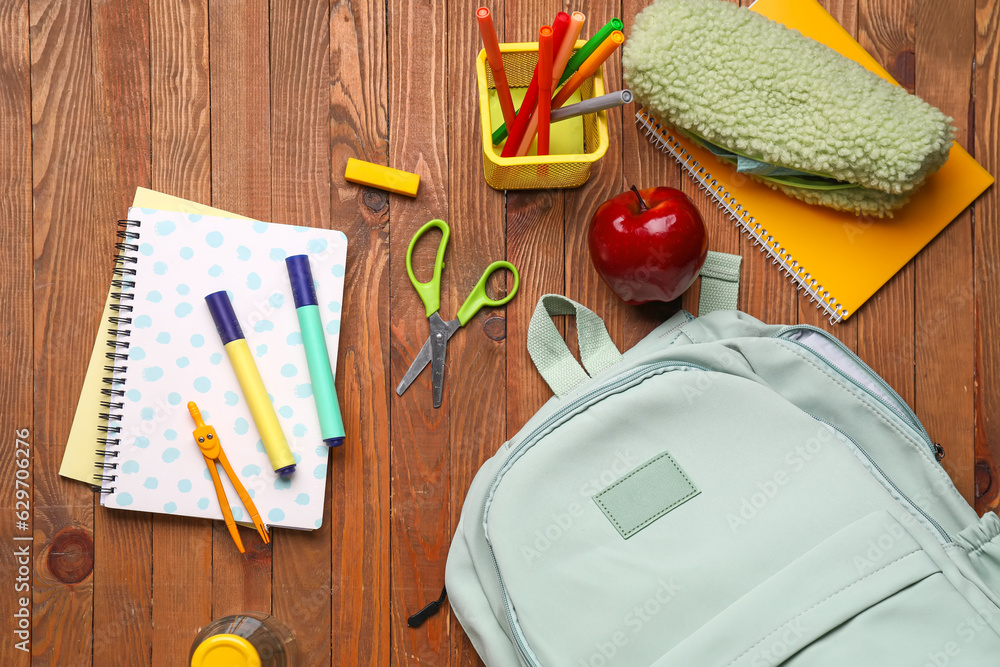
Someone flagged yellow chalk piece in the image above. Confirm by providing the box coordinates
[224,339,296,473]
[345,157,420,197]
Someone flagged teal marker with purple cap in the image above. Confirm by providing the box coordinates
[286,255,346,448]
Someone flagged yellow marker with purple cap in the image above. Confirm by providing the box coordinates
[286,255,346,447]
[205,291,296,476]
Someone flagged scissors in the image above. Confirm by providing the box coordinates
[188,401,270,554]
[396,219,520,408]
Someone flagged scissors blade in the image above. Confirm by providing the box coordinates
[396,317,460,397]
[429,313,452,408]
[396,337,433,396]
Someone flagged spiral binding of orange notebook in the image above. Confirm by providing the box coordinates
[637,0,993,323]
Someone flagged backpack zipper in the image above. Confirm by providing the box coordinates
[482,361,707,666]
[774,325,937,457]
[809,414,951,545]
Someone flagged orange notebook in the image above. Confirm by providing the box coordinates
[637,0,993,322]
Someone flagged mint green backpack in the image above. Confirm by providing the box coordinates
[445,295,1000,666]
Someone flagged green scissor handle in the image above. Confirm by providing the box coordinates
[455,261,520,327]
[406,219,450,317]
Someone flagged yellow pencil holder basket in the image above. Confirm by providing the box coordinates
[476,42,610,191]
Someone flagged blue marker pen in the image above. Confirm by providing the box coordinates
[285,255,346,447]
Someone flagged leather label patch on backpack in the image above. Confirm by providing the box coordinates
[593,451,700,539]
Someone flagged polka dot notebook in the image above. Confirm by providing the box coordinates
[97,207,347,530]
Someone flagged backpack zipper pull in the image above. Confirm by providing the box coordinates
[407,586,447,628]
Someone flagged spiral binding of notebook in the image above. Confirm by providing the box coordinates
[635,109,845,323]
[92,219,141,493]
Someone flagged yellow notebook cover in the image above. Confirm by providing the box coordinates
[59,189,252,484]
[638,0,993,322]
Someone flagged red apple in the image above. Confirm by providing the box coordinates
[588,185,708,305]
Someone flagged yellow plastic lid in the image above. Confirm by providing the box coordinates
[190,634,261,667]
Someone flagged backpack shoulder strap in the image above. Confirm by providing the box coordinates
[527,295,624,398]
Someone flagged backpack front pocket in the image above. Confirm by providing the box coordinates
[652,511,1000,667]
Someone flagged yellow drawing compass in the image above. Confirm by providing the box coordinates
[188,401,270,553]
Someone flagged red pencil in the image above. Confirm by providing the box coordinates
[536,26,554,156]
[501,12,570,158]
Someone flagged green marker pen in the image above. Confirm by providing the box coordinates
[286,255,345,447]
[558,17,623,86]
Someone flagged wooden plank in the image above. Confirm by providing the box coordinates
[913,0,976,503]
[503,3,567,436]
[974,0,1000,514]
[444,2,508,664]
[207,0,271,218]
[328,0,390,662]
[148,0,213,663]
[207,0,273,615]
[856,0,916,408]
[269,0,333,663]
[505,188,565,434]
[28,0,97,663]
[825,0,859,34]
[150,0,211,199]
[387,0,450,662]
[89,0,154,663]
[738,218,799,326]
[0,1,33,665]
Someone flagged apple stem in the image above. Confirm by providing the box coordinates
[630,185,648,212]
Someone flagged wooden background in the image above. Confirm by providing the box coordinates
[0,0,997,664]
